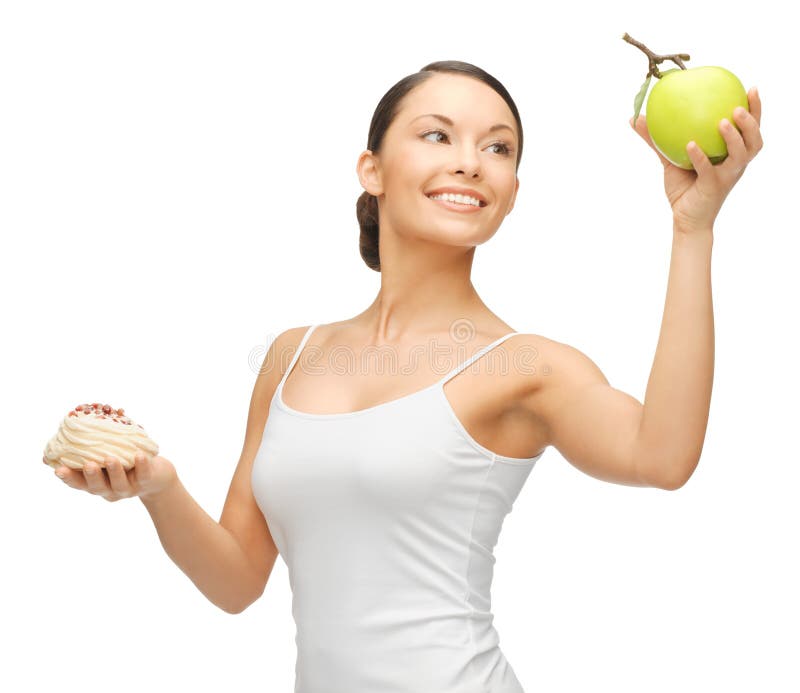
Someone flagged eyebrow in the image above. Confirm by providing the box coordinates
[410,113,516,137]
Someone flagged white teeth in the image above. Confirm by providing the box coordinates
[428,192,482,207]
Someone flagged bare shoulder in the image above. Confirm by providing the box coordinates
[257,324,314,381]
[513,334,610,426]
[238,325,312,428]
[540,337,609,389]
[506,332,571,389]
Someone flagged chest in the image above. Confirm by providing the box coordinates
[280,352,549,460]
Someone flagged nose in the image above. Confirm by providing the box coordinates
[452,160,481,177]
[450,142,482,177]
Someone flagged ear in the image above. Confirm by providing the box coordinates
[356,150,383,196]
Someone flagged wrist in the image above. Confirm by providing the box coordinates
[673,218,714,238]
[673,221,714,246]
[140,475,182,511]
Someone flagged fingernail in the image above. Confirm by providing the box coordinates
[85,465,95,474]
[55,469,65,479]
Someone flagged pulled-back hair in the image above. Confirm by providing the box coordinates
[356,60,524,272]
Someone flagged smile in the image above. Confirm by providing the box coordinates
[426,194,486,214]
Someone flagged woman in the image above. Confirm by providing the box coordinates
[52,60,763,691]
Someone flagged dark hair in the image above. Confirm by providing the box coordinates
[356,60,524,272]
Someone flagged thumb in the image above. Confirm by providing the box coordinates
[630,115,671,168]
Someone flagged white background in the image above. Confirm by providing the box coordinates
[2,1,797,691]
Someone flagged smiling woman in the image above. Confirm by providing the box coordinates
[355,60,524,272]
[233,60,550,693]
[60,56,720,693]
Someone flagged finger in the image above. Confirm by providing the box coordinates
[630,115,671,168]
[83,461,110,496]
[54,464,88,491]
[719,117,747,165]
[133,452,151,486]
[734,96,763,154]
[747,86,761,128]
[105,456,133,497]
[686,140,713,177]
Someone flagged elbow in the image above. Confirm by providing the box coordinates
[219,598,247,615]
[225,585,267,615]
[635,432,704,491]
[660,457,700,491]
[223,600,247,615]
[639,452,698,491]
[660,474,689,491]
[222,599,251,615]
[224,565,272,614]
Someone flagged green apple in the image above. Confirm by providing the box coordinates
[646,66,749,170]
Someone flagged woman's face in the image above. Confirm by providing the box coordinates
[359,72,520,249]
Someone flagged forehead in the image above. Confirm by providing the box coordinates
[400,73,515,132]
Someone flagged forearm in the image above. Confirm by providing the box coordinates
[140,477,261,614]
[637,224,715,489]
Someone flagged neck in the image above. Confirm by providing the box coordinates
[353,271,488,344]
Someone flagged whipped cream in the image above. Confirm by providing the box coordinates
[43,402,159,471]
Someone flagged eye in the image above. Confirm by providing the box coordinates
[421,129,449,145]
[420,129,514,157]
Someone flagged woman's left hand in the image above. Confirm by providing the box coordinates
[631,86,763,235]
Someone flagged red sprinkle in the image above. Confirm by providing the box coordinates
[68,401,139,427]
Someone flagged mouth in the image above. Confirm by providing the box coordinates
[425,194,487,213]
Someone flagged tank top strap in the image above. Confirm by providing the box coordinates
[278,324,319,390]
[438,331,520,386]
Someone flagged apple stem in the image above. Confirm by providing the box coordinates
[622,33,691,78]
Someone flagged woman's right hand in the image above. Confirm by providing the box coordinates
[51,453,178,502]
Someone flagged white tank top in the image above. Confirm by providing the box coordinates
[251,324,546,693]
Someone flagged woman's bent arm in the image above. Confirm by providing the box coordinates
[141,476,263,615]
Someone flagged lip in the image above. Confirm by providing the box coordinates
[425,186,488,206]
